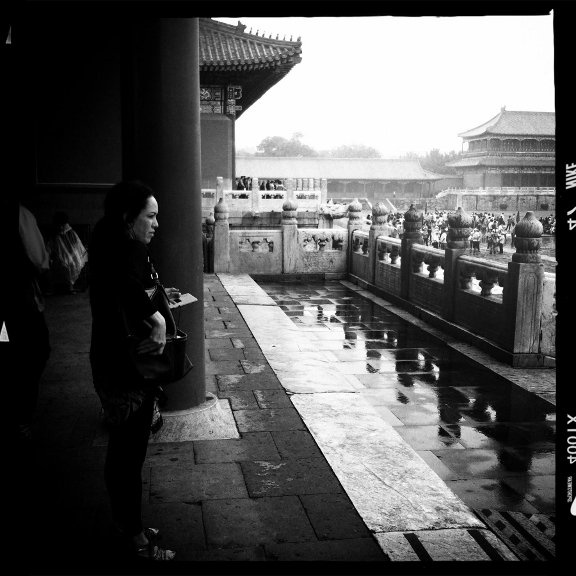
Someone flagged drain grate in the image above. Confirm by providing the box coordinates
[474,509,555,561]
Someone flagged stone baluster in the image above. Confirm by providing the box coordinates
[426,257,440,278]
[503,211,545,361]
[401,204,423,299]
[478,270,498,297]
[321,178,328,204]
[282,198,299,273]
[286,177,295,203]
[216,176,224,203]
[458,263,474,290]
[390,245,400,266]
[443,207,473,320]
[213,198,230,273]
[347,199,363,269]
[367,202,390,284]
[251,176,261,213]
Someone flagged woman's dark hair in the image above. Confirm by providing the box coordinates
[104,180,155,228]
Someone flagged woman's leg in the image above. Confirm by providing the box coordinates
[105,394,154,537]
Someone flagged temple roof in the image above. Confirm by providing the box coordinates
[447,156,556,168]
[236,156,445,181]
[458,109,555,139]
[200,18,302,117]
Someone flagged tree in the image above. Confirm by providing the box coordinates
[256,133,318,157]
[401,149,462,175]
[327,144,381,158]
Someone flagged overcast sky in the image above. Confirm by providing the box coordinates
[215,15,555,158]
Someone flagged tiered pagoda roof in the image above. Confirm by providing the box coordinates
[236,156,445,181]
[458,109,555,139]
[199,18,302,117]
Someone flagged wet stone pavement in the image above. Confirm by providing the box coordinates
[20,272,556,571]
[251,277,556,561]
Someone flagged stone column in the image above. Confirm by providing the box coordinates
[213,199,230,273]
[368,202,390,285]
[400,204,424,299]
[347,198,363,272]
[442,207,473,321]
[125,18,205,409]
[503,211,545,359]
[282,199,299,274]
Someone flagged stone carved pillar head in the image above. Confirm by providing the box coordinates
[282,198,298,225]
[371,202,389,228]
[513,211,543,263]
[447,207,473,249]
[403,204,423,242]
[214,198,229,222]
[347,198,363,225]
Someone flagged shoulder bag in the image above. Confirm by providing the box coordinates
[125,282,193,384]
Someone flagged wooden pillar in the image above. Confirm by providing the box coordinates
[124,18,205,409]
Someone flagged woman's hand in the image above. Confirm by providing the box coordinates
[136,311,166,355]
[165,287,181,303]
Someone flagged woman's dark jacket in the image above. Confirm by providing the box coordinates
[88,218,158,423]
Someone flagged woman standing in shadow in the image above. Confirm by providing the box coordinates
[89,180,176,561]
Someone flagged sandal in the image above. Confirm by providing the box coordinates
[135,542,176,561]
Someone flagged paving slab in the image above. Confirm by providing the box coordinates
[202,496,317,548]
[291,392,483,533]
[149,462,248,503]
[233,407,305,432]
[240,457,343,497]
[264,538,387,561]
[193,432,280,463]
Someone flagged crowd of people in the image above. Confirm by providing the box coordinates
[367,208,555,255]
[235,176,286,191]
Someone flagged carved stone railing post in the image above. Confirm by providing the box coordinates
[503,211,545,361]
[368,202,390,284]
[216,176,224,203]
[286,177,295,203]
[443,206,473,321]
[213,199,230,273]
[321,178,328,204]
[401,204,424,299]
[282,198,299,274]
[251,176,261,214]
[347,198,363,272]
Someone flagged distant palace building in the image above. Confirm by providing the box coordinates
[200,18,302,188]
[446,108,555,189]
[235,156,458,210]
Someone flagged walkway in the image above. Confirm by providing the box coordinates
[18,272,555,571]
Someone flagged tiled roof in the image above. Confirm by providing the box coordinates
[447,156,556,168]
[458,110,555,138]
[199,18,302,116]
[200,18,302,72]
[235,157,445,181]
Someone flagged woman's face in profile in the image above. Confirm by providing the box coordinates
[131,196,159,245]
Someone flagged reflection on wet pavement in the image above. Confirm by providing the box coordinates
[256,279,555,515]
